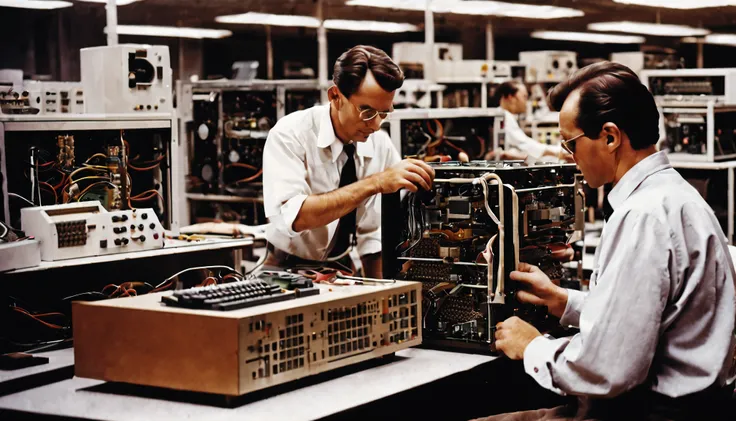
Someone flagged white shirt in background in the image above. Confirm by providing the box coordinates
[503,110,563,162]
[263,104,401,261]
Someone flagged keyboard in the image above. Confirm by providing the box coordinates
[161,279,310,311]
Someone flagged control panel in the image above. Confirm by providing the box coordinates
[21,201,164,261]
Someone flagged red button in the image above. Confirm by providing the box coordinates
[153,233,159,240]
[534,367,539,373]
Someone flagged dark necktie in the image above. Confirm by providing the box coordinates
[329,143,358,257]
[603,192,613,222]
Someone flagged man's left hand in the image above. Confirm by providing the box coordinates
[494,316,542,360]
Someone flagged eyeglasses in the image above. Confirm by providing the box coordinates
[344,97,391,122]
[560,132,585,155]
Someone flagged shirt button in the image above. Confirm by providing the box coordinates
[534,367,539,373]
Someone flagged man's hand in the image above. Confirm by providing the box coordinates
[494,316,542,360]
[510,263,569,318]
[372,158,435,193]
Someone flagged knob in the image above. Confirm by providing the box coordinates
[142,213,148,220]
[149,223,156,229]
[113,227,127,234]
[130,224,136,231]
[138,235,146,242]
[114,238,122,246]
[138,224,144,231]
[121,215,129,221]
[122,238,129,245]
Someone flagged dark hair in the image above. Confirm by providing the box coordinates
[548,61,659,150]
[493,80,522,103]
[333,45,404,98]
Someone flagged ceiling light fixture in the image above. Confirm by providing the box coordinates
[531,31,646,44]
[323,20,419,32]
[0,0,72,9]
[588,21,710,37]
[682,34,736,46]
[216,12,419,33]
[345,0,584,19]
[107,25,232,39]
[215,12,320,27]
[73,0,141,5]
[613,0,736,10]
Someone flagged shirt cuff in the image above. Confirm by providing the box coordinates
[523,335,567,395]
[278,194,308,238]
[560,289,586,328]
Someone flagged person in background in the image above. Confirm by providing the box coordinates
[474,61,735,421]
[262,45,435,279]
[491,80,572,163]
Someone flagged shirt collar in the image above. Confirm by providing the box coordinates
[608,150,672,210]
[316,103,375,165]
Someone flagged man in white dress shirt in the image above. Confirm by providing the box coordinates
[494,81,571,163]
[262,46,435,278]
[479,62,736,420]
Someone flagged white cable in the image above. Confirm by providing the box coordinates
[478,177,501,225]
[0,222,8,240]
[336,272,396,284]
[156,265,240,289]
[29,149,36,206]
[9,193,35,206]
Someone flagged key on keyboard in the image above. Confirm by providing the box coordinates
[161,279,295,311]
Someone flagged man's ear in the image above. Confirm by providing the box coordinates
[601,122,622,152]
[328,86,341,106]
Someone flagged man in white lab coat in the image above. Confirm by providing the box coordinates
[495,80,571,163]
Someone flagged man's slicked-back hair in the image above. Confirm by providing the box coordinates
[548,61,660,150]
[333,45,404,98]
[493,80,522,103]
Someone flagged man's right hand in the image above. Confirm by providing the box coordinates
[510,262,569,319]
[373,158,436,193]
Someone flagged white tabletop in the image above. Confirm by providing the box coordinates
[0,348,496,421]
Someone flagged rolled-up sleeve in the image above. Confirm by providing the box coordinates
[263,128,311,238]
[355,133,400,257]
[523,211,671,397]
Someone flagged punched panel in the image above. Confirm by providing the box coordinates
[238,287,420,391]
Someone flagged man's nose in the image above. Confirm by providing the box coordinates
[367,116,382,131]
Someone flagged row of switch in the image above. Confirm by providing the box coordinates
[101,234,156,248]
[111,213,149,223]
[113,223,157,234]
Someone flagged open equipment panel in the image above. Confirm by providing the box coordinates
[387,108,505,161]
[179,80,322,226]
[0,115,176,231]
[382,161,584,353]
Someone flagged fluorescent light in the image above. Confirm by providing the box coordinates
[216,12,419,32]
[323,20,419,33]
[73,0,141,5]
[613,0,736,9]
[107,25,232,39]
[346,0,584,19]
[216,12,320,27]
[682,34,736,46]
[0,0,72,9]
[531,31,645,44]
[588,21,710,37]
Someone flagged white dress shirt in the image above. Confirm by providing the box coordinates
[263,104,400,261]
[503,110,562,162]
[523,151,736,398]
